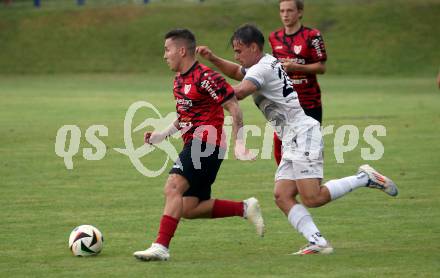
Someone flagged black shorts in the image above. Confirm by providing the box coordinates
[169,139,225,201]
[304,106,322,124]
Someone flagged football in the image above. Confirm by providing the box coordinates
[68,225,103,256]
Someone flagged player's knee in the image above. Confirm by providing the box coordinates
[273,191,288,207]
[163,182,180,198]
[164,175,187,197]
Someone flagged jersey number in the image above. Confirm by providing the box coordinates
[278,67,294,97]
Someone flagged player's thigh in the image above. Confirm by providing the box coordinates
[274,179,298,199]
[164,174,190,196]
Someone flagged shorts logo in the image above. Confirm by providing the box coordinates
[184,84,192,95]
[294,45,302,55]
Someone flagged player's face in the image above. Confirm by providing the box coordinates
[279,1,302,27]
[164,38,183,72]
[232,40,256,68]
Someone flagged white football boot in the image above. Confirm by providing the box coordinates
[358,164,398,196]
[133,243,170,261]
[292,243,334,255]
[243,197,265,237]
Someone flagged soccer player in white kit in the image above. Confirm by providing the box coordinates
[197,24,399,255]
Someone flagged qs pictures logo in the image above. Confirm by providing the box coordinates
[55,101,388,177]
[54,101,179,177]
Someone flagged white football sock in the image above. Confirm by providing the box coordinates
[324,172,369,200]
[288,204,328,246]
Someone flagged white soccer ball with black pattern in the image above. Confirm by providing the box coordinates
[68,225,103,256]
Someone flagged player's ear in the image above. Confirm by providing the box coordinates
[179,46,186,57]
[251,43,258,53]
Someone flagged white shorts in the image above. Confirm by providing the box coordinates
[275,122,324,181]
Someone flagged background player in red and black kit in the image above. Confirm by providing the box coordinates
[269,0,327,164]
[133,29,264,261]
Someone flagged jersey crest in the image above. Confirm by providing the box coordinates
[293,45,302,55]
[184,84,192,95]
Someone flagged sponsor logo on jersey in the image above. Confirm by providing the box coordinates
[178,116,193,131]
[200,80,219,100]
[275,45,283,50]
[184,84,192,95]
[291,57,306,64]
[178,121,193,129]
[293,45,302,55]
[176,98,193,107]
[292,78,308,85]
[311,38,323,57]
[176,98,192,112]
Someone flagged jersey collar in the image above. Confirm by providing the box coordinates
[180,61,199,76]
[284,25,303,37]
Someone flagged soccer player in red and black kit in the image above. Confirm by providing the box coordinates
[133,29,264,261]
[269,0,327,165]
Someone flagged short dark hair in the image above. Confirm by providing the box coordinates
[230,24,265,51]
[164,28,196,55]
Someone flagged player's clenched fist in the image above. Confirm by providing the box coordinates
[196,46,214,61]
[144,131,165,145]
[280,58,300,72]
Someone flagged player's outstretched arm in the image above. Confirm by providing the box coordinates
[196,46,245,81]
[144,119,179,145]
[222,97,256,161]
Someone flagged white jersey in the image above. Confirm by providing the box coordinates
[243,54,324,180]
[242,54,318,140]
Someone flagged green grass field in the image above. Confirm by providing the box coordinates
[1,74,439,277]
[1,0,439,75]
[1,0,439,276]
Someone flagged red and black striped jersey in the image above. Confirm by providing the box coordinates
[173,62,234,147]
[269,26,327,109]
